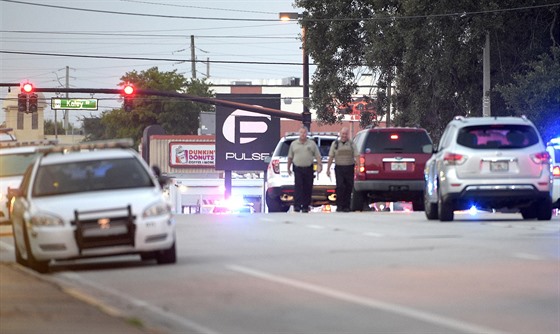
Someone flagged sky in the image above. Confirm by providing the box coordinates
[0,0,306,125]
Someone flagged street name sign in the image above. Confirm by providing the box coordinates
[51,98,98,110]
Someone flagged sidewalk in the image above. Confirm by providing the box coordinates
[0,232,159,333]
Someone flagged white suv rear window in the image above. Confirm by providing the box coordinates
[457,125,540,149]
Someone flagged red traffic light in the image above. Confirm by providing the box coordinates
[123,84,134,95]
[21,82,34,93]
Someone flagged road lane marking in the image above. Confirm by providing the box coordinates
[307,224,325,229]
[227,265,506,334]
[363,232,384,237]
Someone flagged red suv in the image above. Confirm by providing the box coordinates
[352,127,434,211]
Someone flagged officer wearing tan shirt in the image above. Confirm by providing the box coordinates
[287,127,322,212]
[327,127,359,212]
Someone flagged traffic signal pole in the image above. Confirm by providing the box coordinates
[29,87,304,122]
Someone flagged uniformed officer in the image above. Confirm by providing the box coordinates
[326,127,359,212]
[287,127,322,213]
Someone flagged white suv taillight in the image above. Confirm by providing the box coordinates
[530,152,551,164]
[553,166,560,177]
[443,152,467,165]
[271,158,280,174]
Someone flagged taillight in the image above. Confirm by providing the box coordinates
[552,165,560,177]
[443,152,466,165]
[271,159,280,174]
[358,155,365,173]
[530,152,550,164]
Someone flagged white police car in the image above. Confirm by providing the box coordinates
[10,139,176,273]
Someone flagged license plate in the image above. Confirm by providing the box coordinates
[391,162,407,171]
[83,225,127,237]
[490,161,509,172]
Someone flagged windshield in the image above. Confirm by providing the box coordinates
[363,131,432,153]
[32,157,154,197]
[0,152,40,177]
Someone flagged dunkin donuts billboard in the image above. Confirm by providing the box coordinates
[169,142,215,167]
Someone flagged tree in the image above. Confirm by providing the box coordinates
[295,0,559,142]
[44,119,79,135]
[85,67,214,143]
[496,47,560,142]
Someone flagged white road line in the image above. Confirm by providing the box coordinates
[513,252,543,261]
[363,232,384,237]
[227,265,506,334]
[307,224,325,229]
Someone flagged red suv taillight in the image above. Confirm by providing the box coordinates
[358,155,366,174]
[271,158,280,174]
[443,152,466,165]
[530,152,550,164]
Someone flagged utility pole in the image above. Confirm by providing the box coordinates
[482,32,491,117]
[191,35,196,79]
[64,65,70,131]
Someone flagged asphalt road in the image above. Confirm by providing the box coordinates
[1,210,559,334]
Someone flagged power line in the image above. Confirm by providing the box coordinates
[2,0,558,22]
[0,50,305,65]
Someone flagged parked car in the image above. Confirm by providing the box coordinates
[351,127,434,211]
[0,140,56,224]
[424,116,553,221]
[547,137,560,209]
[265,132,338,212]
[10,139,176,273]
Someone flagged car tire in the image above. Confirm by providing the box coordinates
[13,235,27,266]
[412,198,425,212]
[521,205,537,220]
[424,191,438,220]
[156,242,177,264]
[438,189,454,222]
[350,190,368,211]
[536,198,553,221]
[266,193,289,213]
[22,224,49,273]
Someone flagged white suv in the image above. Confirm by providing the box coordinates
[10,139,176,273]
[424,116,553,221]
[265,132,338,212]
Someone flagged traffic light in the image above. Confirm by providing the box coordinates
[18,82,36,113]
[18,94,27,113]
[21,82,34,94]
[28,93,38,113]
[122,84,134,112]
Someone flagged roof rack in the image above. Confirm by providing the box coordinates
[38,138,134,155]
[284,131,338,137]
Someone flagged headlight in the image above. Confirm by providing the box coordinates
[30,213,64,227]
[143,202,171,218]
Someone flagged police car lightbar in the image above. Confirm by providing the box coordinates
[548,137,560,146]
[0,139,58,148]
[0,128,14,133]
[39,138,134,155]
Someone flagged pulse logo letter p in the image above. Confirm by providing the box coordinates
[222,109,271,145]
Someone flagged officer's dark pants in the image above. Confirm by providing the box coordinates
[293,166,314,211]
[335,164,355,210]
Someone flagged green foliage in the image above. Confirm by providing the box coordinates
[496,47,560,141]
[43,119,79,135]
[295,0,559,142]
[84,67,214,144]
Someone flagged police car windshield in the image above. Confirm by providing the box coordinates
[32,157,154,197]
